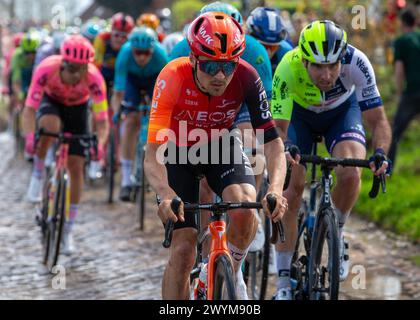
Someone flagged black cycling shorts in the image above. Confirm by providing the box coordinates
[36,94,90,157]
[164,134,256,230]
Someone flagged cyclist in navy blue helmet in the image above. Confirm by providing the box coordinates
[246,7,293,74]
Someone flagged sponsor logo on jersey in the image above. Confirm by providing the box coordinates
[362,85,377,98]
[356,57,373,85]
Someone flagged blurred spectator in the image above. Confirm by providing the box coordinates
[389,8,420,166]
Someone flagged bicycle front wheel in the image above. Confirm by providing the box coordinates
[211,254,237,300]
[308,207,340,300]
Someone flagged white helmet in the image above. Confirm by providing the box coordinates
[161,32,184,55]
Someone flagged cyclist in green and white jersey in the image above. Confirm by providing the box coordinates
[271,20,392,300]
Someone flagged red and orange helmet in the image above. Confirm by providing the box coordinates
[111,12,135,33]
[187,12,245,60]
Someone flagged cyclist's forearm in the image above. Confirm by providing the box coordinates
[144,144,177,200]
[22,106,36,135]
[111,91,124,113]
[94,119,109,147]
[364,107,392,153]
[371,118,392,153]
[264,137,287,191]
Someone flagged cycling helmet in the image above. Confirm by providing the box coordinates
[60,35,95,64]
[161,32,184,55]
[81,22,101,41]
[129,27,158,50]
[299,20,348,64]
[137,13,160,30]
[200,1,243,26]
[111,12,135,33]
[188,12,245,60]
[21,33,40,52]
[13,32,24,48]
[246,7,288,45]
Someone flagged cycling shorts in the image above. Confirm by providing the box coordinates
[287,92,366,156]
[36,94,91,157]
[164,134,255,230]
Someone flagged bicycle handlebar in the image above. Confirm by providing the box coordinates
[299,154,386,198]
[162,194,285,248]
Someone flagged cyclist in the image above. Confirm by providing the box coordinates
[245,7,294,74]
[34,31,67,67]
[161,32,184,56]
[137,13,166,42]
[271,20,392,299]
[2,32,24,124]
[22,35,109,254]
[169,1,274,254]
[11,32,40,108]
[144,12,288,300]
[94,12,135,94]
[111,26,169,201]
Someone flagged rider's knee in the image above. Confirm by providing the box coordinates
[170,241,196,272]
[337,167,361,190]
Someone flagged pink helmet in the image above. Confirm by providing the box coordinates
[60,35,95,64]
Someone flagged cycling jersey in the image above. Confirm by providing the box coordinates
[272,45,383,121]
[34,42,57,67]
[147,57,278,147]
[25,55,108,121]
[10,47,36,95]
[270,41,294,75]
[113,41,169,92]
[169,35,273,99]
[94,32,120,86]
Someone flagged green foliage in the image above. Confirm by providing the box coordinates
[96,0,153,17]
[354,65,420,242]
[171,0,205,31]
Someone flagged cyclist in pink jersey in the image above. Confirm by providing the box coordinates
[22,35,109,254]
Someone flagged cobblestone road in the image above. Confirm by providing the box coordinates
[0,132,418,300]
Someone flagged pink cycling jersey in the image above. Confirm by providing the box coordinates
[25,55,108,121]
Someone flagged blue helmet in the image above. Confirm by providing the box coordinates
[81,23,101,41]
[200,1,243,26]
[246,7,287,45]
[129,27,157,50]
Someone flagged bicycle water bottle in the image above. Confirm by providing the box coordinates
[195,263,207,300]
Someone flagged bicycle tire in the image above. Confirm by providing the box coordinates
[138,149,146,230]
[46,171,67,271]
[244,214,271,300]
[211,254,237,300]
[44,173,62,269]
[308,207,340,300]
[107,129,116,204]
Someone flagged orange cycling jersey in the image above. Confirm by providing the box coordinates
[147,57,278,147]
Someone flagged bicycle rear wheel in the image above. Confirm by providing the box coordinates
[308,207,339,300]
[106,129,116,203]
[211,254,237,300]
[244,214,271,300]
[138,147,146,230]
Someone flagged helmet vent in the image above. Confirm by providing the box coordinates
[215,32,227,54]
[309,41,318,56]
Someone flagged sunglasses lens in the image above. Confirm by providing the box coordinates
[199,60,237,76]
[134,49,151,56]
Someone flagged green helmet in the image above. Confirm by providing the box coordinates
[299,20,347,64]
[200,1,243,26]
[20,33,40,52]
